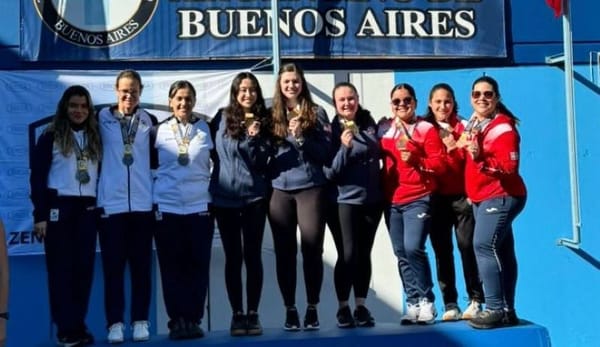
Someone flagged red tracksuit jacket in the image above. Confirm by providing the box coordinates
[379,118,446,205]
[464,113,527,203]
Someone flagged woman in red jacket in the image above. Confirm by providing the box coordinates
[424,83,484,322]
[379,83,446,325]
[462,76,527,329]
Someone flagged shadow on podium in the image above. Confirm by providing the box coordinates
[35,320,551,347]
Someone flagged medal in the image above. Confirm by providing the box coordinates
[177,144,190,166]
[396,134,408,150]
[76,170,91,184]
[177,153,190,166]
[122,143,134,166]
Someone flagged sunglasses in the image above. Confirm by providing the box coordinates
[471,90,495,99]
[391,97,413,106]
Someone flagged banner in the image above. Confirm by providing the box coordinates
[22,0,507,61]
[0,69,242,255]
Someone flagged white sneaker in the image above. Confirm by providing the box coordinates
[442,305,461,321]
[132,320,150,342]
[400,302,420,325]
[417,298,437,324]
[107,322,125,344]
[462,300,482,320]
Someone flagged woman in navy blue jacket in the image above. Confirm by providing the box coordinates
[325,82,383,328]
[268,63,332,331]
[30,85,101,346]
[209,72,272,336]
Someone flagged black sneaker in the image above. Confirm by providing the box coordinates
[284,307,301,331]
[502,309,520,327]
[468,309,505,329]
[77,327,95,345]
[168,317,188,340]
[336,306,355,328]
[230,312,247,336]
[57,336,84,347]
[247,312,263,336]
[186,321,205,339]
[354,305,375,327]
[303,305,320,331]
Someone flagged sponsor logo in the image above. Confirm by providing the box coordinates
[33,0,159,47]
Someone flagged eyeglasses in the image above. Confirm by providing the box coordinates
[471,90,495,99]
[391,97,413,106]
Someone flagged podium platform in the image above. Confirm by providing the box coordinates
[33,321,551,347]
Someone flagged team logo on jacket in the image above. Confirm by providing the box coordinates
[33,0,158,47]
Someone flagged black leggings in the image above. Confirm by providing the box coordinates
[327,202,382,302]
[268,186,326,306]
[213,200,267,313]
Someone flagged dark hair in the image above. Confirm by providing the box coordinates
[390,83,417,102]
[472,75,518,121]
[331,81,372,126]
[423,83,459,123]
[223,72,269,139]
[271,63,318,139]
[168,80,196,99]
[47,85,102,161]
[115,69,143,90]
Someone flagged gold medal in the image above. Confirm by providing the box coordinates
[178,144,188,155]
[124,143,133,154]
[76,160,90,183]
[396,134,408,150]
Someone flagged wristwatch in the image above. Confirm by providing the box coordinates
[0,312,8,320]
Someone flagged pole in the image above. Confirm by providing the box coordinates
[271,0,281,82]
[557,0,582,249]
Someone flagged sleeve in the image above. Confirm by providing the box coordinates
[29,131,54,223]
[478,129,520,177]
[208,110,223,163]
[410,126,447,175]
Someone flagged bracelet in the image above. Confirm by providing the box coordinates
[0,312,8,320]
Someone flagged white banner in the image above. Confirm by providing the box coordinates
[0,69,243,255]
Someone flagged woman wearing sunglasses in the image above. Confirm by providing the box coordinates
[462,76,526,329]
[422,83,484,322]
[379,83,446,325]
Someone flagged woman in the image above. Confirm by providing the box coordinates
[209,72,271,336]
[463,76,526,329]
[30,85,101,346]
[268,63,332,331]
[379,83,445,325]
[97,70,157,343]
[423,83,484,321]
[324,82,383,328]
[152,80,213,340]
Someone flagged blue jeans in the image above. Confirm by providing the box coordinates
[386,196,435,304]
[473,195,526,311]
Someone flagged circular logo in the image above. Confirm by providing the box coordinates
[33,0,158,47]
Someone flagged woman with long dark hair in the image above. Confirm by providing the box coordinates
[209,72,271,336]
[30,85,101,346]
